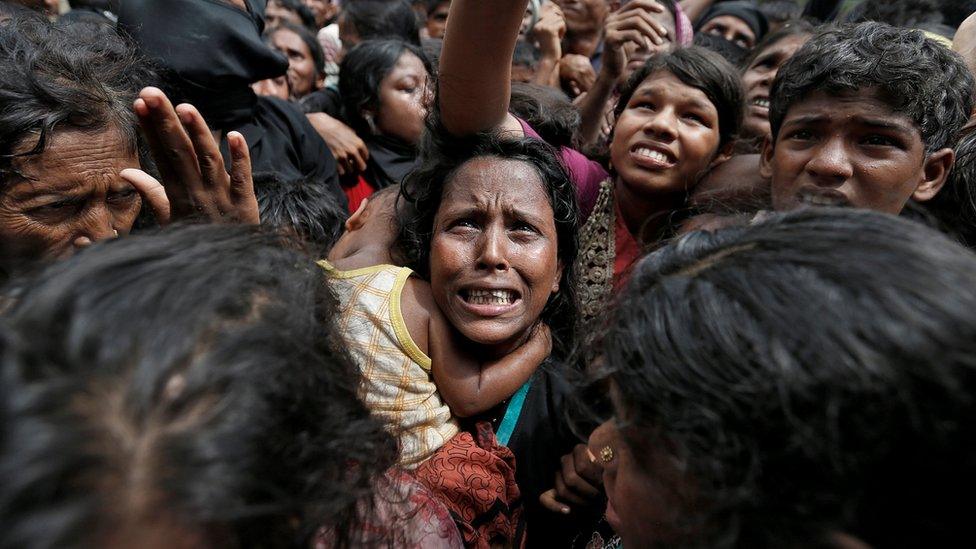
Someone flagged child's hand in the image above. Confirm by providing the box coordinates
[539,443,604,514]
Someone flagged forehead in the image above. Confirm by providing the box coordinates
[271,28,308,51]
[387,51,427,77]
[441,156,549,205]
[7,129,137,192]
[631,71,716,111]
[783,88,921,134]
[705,15,751,33]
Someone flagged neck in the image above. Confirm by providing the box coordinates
[613,176,686,240]
[328,241,394,270]
[565,29,602,57]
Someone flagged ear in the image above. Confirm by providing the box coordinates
[551,261,564,294]
[759,135,775,180]
[708,141,735,170]
[345,198,369,231]
[913,148,954,203]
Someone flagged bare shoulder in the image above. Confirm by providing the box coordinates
[399,276,435,354]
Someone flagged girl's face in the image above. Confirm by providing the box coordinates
[270,28,321,99]
[429,157,562,356]
[741,34,810,140]
[611,70,723,200]
[373,51,430,145]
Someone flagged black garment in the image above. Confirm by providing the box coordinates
[697,0,769,43]
[301,86,343,119]
[362,135,418,189]
[61,6,116,24]
[802,0,843,22]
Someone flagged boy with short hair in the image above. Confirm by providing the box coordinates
[760,22,975,214]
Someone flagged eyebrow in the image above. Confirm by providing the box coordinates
[784,114,915,133]
[634,89,713,111]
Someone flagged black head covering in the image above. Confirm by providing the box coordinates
[117,0,288,129]
[697,1,769,43]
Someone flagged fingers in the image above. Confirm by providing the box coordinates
[539,489,571,515]
[228,131,260,225]
[176,104,228,190]
[561,452,601,497]
[135,87,197,212]
[554,472,587,505]
[352,142,369,173]
[616,0,666,15]
[121,168,171,225]
[572,443,605,486]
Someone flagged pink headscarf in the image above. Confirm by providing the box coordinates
[674,2,694,46]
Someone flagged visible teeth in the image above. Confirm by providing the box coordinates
[466,289,517,305]
[634,147,670,163]
[752,98,770,108]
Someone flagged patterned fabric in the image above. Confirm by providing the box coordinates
[413,422,523,549]
[576,180,617,326]
[321,262,459,468]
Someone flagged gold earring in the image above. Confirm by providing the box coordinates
[600,445,614,463]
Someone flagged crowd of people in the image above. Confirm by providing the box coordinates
[1,0,976,547]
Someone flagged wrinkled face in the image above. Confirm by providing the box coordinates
[740,34,809,140]
[426,1,450,39]
[0,129,141,264]
[763,89,930,214]
[265,1,304,28]
[553,0,609,34]
[270,27,321,99]
[374,51,430,145]
[304,0,337,27]
[611,71,723,200]
[429,158,562,355]
[701,15,756,49]
[621,8,675,82]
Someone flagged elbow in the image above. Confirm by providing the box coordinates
[449,400,483,418]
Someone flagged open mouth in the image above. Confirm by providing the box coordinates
[797,189,850,208]
[750,97,770,109]
[461,288,521,306]
[631,144,676,169]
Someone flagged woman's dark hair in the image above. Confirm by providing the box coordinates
[770,22,976,153]
[845,0,943,27]
[757,0,802,26]
[339,39,432,137]
[509,82,580,149]
[254,172,348,257]
[616,46,744,150]
[0,16,154,185]
[0,225,397,548]
[267,21,326,76]
[398,129,579,359]
[597,208,976,547]
[341,0,421,45]
[268,0,317,30]
[738,18,815,71]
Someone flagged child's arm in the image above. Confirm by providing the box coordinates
[429,307,552,418]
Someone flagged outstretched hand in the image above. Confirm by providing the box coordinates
[603,0,669,80]
[122,87,260,226]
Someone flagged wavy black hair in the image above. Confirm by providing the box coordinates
[339,39,432,138]
[340,0,421,46]
[254,172,348,257]
[596,208,976,547]
[397,128,579,360]
[769,22,976,153]
[0,16,154,185]
[0,225,398,548]
[615,46,744,150]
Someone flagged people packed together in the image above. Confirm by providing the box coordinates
[2,0,976,547]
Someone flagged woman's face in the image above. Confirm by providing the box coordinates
[265,1,304,29]
[373,51,430,145]
[701,14,756,49]
[0,129,141,263]
[429,157,562,355]
[740,34,810,140]
[270,27,321,99]
[611,70,723,200]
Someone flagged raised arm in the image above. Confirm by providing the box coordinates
[438,0,529,136]
[430,309,551,418]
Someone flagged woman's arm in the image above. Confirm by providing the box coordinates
[429,307,552,418]
[438,0,529,136]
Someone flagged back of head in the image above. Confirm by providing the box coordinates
[602,208,976,547]
[509,82,580,149]
[254,172,348,257]
[770,21,976,153]
[342,0,421,45]
[0,225,396,547]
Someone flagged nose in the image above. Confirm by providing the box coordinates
[804,135,853,185]
[642,106,678,142]
[73,206,118,250]
[476,224,510,272]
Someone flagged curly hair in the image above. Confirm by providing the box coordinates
[769,22,976,153]
[597,207,976,547]
[615,46,744,150]
[397,126,579,359]
[0,16,154,186]
[0,225,398,548]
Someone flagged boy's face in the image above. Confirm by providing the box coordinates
[762,88,949,214]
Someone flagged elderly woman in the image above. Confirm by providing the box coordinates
[0,16,259,276]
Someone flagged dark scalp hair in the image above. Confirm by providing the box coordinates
[907,123,976,248]
[616,46,744,150]
[0,16,154,185]
[339,39,432,137]
[509,82,580,149]
[769,22,976,153]
[397,130,579,359]
[342,0,421,45]
[845,0,943,27]
[738,18,815,71]
[254,172,348,257]
[0,225,397,548]
[599,207,976,548]
[268,0,317,31]
[758,0,802,25]
[267,21,326,77]
[940,0,976,28]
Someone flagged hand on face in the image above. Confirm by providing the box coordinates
[602,0,670,81]
[530,1,567,57]
[429,158,562,356]
[123,87,260,226]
